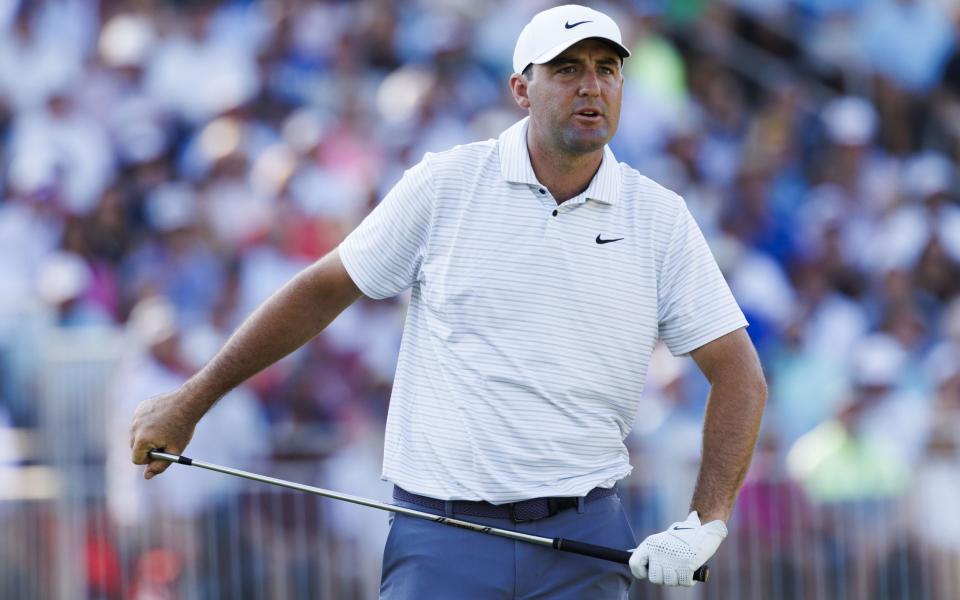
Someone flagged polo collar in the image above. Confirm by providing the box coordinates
[498,117,621,205]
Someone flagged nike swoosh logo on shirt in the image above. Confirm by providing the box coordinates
[565,20,592,29]
[596,235,624,244]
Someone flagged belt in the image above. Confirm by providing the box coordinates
[393,485,617,524]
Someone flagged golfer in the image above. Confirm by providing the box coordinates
[130,5,767,598]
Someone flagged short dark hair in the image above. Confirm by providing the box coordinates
[522,64,533,80]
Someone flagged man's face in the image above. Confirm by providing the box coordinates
[518,39,624,156]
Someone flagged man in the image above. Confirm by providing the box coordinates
[130,5,767,598]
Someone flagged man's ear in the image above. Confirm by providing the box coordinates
[509,73,531,109]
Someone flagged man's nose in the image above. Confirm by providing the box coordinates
[578,71,601,96]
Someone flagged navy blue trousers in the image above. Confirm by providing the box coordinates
[380,494,636,599]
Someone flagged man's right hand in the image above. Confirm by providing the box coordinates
[129,389,199,480]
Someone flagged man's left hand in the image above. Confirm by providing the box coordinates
[629,511,727,586]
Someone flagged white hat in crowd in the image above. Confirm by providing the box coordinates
[36,252,91,306]
[513,4,630,75]
[821,96,877,146]
[850,333,906,388]
[127,296,178,346]
[902,152,953,200]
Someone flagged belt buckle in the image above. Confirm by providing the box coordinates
[509,497,578,523]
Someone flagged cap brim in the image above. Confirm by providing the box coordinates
[530,36,631,67]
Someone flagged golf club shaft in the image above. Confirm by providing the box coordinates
[148,450,708,582]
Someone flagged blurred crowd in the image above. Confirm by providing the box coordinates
[2,0,960,597]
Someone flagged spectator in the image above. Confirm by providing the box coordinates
[106,296,268,526]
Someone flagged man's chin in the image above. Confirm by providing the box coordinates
[564,133,608,155]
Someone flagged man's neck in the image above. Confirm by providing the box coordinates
[526,129,604,205]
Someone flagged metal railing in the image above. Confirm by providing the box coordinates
[3,326,959,599]
[1,467,385,600]
[4,458,959,599]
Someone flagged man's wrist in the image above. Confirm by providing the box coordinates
[179,377,223,421]
[691,507,728,524]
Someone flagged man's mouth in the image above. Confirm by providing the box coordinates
[573,109,604,124]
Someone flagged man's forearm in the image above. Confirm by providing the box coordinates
[181,248,362,419]
[689,375,766,522]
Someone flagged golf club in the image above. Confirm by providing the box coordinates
[148,450,709,583]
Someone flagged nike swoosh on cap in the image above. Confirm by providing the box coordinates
[565,20,592,29]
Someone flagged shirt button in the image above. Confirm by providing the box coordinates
[552,210,558,217]
[539,188,547,194]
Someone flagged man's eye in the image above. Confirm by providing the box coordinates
[559,66,576,74]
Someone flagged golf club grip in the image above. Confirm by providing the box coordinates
[553,539,709,582]
[553,538,631,563]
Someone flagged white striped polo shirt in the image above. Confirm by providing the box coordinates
[338,117,747,504]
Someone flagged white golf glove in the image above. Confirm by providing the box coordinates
[629,511,727,586]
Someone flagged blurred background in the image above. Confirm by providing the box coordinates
[1,0,959,598]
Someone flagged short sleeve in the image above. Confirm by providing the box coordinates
[658,203,748,356]
[338,157,434,299]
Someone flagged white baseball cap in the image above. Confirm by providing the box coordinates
[513,5,630,75]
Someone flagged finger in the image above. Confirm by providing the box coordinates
[131,439,158,465]
[648,560,663,585]
[144,442,183,479]
[677,567,696,587]
[629,547,649,580]
[144,459,171,480]
[663,567,678,586]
